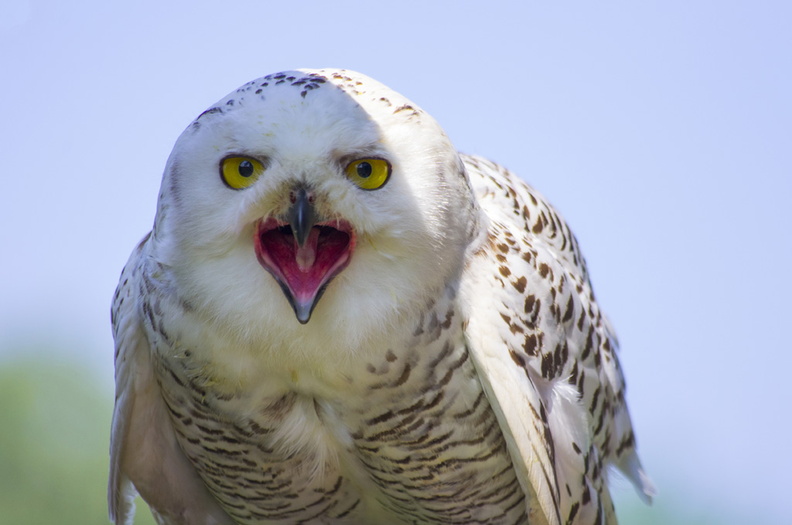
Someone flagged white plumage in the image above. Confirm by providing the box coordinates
[109,68,654,525]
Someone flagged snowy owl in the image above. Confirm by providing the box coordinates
[109,68,654,525]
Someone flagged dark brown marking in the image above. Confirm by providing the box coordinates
[392,362,412,387]
[509,349,526,368]
[524,294,536,314]
[523,333,540,356]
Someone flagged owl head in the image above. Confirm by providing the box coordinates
[150,69,477,352]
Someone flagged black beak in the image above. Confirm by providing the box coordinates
[286,187,317,248]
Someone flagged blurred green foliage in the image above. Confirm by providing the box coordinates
[0,357,155,524]
[0,354,742,524]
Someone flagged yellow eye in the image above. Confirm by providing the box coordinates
[344,158,391,190]
[220,156,265,189]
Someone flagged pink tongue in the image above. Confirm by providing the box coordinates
[295,227,320,271]
[257,223,352,310]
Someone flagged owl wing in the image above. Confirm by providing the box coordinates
[460,156,653,525]
[108,235,234,525]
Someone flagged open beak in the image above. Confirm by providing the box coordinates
[254,187,355,324]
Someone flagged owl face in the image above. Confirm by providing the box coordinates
[152,70,474,350]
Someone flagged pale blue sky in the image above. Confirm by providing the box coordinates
[1,1,790,523]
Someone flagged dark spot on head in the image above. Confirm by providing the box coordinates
[393,104,420,117]
[196,106,223,121]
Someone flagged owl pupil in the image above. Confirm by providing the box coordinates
[356,162,372,178]
[238,160,254,177]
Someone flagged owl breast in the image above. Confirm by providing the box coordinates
[149,291,529,525]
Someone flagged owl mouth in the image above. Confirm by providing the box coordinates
[255,217,355,324]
